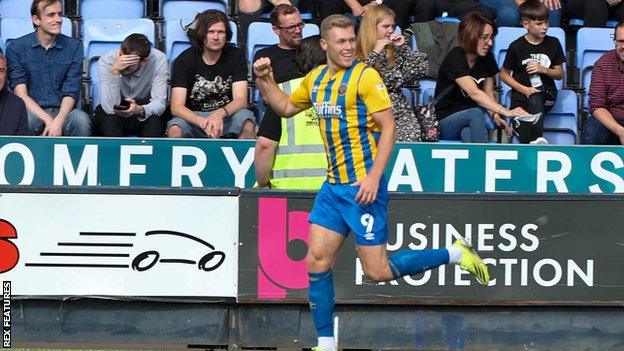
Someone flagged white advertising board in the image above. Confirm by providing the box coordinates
[0,193,238,297]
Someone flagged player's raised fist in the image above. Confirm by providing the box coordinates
[253,57,273,78]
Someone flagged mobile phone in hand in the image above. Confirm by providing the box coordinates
[113,100,130,111]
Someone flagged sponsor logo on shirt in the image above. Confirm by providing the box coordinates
[313,102,343,119]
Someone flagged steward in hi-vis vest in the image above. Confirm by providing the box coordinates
[271,77,327,189]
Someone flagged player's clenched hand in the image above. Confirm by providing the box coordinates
[352,174,381,205]
[253,57,273,79]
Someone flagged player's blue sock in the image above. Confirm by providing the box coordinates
[388,248,450,279]
[308,270,335,337]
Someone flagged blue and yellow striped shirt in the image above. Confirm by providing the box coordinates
[289,61,392,184]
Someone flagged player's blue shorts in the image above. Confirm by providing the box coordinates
[308,177,388,246]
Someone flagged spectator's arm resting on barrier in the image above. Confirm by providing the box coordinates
[254,136,279,189]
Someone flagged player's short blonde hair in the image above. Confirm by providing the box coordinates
[320,14,354,40]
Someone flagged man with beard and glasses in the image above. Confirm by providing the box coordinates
[167,10,255,139]
[582,22,624,145]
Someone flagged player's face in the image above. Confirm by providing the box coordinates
[203,21,227,53]
[615,27,624,64]
[376,15,396,40]
[33,1,63,37]
[322,26,356,70]
[276,12,304,49]
[476,24,494,57]
[523,19,548,39]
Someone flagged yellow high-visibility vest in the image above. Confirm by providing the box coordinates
[271,77,327,190]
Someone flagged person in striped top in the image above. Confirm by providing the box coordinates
[582,22,624,145]
[254,14,490,351]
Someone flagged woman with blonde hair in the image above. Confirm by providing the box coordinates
[356,4,428,142]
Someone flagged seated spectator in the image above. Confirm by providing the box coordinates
[0,54,29,136]
[167,10,256,139]
[93,34,168,137]
[6,0,90,137]
[238,0,293,51]
[500,0,565,144]
[356,4,428,142]
[254,35,327,189]
[252,4,304,85]
[582,23,624,145]
[566,0,624,28]
[435,11,526,142]
[317,0,439,29]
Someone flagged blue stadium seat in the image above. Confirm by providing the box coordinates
[160,0,228,19]
[569,18,618,28]
[401,87,415,107]
[576,27,614,108]
[0,0,32,18]
[435,16,460,23]
[78,0,145,19]
[165,19,237,62]
[246,21,319,63]
[259,11,314,20]
[508,89,578,144]
[0,17,72,52]
[418,79,436,105]
[83,18,155,109]
[542,89,579,144]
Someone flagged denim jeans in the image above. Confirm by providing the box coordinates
[167,108,256,138]
[439,107,489,143]
[581,115,622,145]
[27,107,91,136]
[479,0,562,27]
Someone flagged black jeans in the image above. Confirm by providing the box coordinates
[93,105,165,137]
[512,90,556,144]
[439,0,495,22]
[566,0,624,27]
[317,0,437,29]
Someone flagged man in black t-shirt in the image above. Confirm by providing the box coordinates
[500,1,565,144]
[254,4,306,186]
[167,10,256,139]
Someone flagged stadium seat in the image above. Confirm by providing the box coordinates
[259,11,314,20]
[435,16,460,23]
[165,19,237,62]
[569,19,618,28]
[0,0,32,18]
[576,27,614,108]
[418,79,436,105]
[0,17,72,52]
[83,18,156,109]
[160,0,228,19]
[542,89,579,144]
[508,89,578,144]
[78,0,145,19]
[246,21,319,63]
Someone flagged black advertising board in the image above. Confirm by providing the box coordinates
[239,191,624,305]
